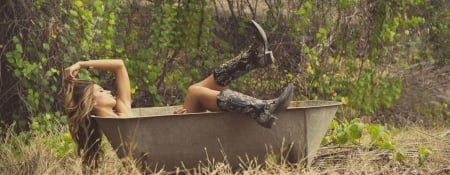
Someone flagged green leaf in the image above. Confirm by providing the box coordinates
[418,146,432,166]
[51,85,57,92]
[394,151,406,163]
[69,10,78,17]
[5,52,14,63]
[329,119,339,130]
[190,69,200,79]
[12,36,19,43]
[148,72,158,81]
[380,141,396,151]
[93,1,104,15]
[366,124,384,141]
[321,136,331,146]
[61,37,68,45]
[43,43,50,50]
[148,85,157,95]
[41,79,49,86]
[336,131,348,145]
[16,43,23,53]
[14,69,22,78]
[348,121,364,140]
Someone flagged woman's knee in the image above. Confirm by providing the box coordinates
[186,85,203,97]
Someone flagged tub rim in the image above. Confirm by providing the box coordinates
[91,100,342,119]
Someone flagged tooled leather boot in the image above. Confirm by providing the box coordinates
[216,84,294,128]
[213,20,275,87]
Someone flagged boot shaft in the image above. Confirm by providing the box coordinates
[216,84,294,128]
[213,20,275,87]
[216,88,267,118]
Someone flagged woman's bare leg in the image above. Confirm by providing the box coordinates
[182,83,221,113]
[192,75,225,91]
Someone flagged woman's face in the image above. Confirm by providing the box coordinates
[93,84,116,108]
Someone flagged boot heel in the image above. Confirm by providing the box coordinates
[265,51,275,64]
[250,20,269,53]
[256,112,278,128]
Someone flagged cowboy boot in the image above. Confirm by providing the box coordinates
[213,20,275,87]
[216,83,294,128]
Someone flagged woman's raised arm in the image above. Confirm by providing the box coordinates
[64,59,131,116]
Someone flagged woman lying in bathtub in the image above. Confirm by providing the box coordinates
[64,20,294,166]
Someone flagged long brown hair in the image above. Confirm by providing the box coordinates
[65,80,103,167]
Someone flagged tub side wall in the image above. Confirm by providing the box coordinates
[95,101,340,170]
[305,106,339,166]
[96,111,307,170]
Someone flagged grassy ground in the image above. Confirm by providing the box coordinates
[1,124,449,175]
[307,127,450,174]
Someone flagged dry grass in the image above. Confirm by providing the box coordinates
[307,126,450,175]
[1,125,449,175]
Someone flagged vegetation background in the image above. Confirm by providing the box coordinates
[0,0,449,174]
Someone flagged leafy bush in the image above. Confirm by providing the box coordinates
[0,0,447,131]
[1,0,217,129]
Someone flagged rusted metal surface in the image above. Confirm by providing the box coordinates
[93,100,341,170]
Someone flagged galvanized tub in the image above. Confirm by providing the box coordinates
[93,100,341,170]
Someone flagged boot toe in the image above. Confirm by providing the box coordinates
[271,83,295,114]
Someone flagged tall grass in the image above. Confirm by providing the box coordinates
[0,124,144,175]
[0,124,299,175]
[2,123,449,174]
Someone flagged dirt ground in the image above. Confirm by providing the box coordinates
[309,127,450,174]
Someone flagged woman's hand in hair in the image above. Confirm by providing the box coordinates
[64,62,81,83]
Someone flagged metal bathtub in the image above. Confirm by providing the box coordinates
[93,100,341,170]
